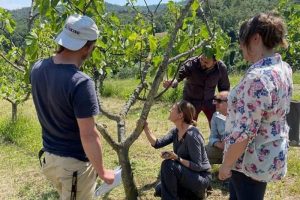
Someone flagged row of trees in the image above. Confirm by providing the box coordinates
[8,0,300,73]
[0,0,299,199]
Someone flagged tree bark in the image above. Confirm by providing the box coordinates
[118,146,138,200]
[12,103,17,122]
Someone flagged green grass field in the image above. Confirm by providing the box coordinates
[0,73,299,199]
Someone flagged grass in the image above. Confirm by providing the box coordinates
[0,72,299,199]
[0,138,59,200]
[102,72,300,102]
[1,95,300,200]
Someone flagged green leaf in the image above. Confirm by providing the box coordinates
[40,0,50,16]
[160,35,170,49]
[148,35,157,52]
[97,40,108,49]
[134,42,142,51]
[191,0,199,11]
[153,55,163,68]
[5,19,14,33]
[199,24,209,39]
[128,32,138,41]
[167,1,176,14]
[110,14,120,26]
[178,39,189,53]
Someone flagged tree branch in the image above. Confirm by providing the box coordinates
[95,123,119,151]
[3,97,14,104]
[120,83,146,118]
[20,91,31,104]
[83,0,93,14]
[197,2,213,38]
[154,0,163,14]
[154,60,183,100]
[0,52,25,72]
[125,0,196,147]
[168,40,207,63]
[94,68,121,122]
[66,0,84,14]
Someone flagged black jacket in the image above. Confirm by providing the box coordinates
[177,56,230,108]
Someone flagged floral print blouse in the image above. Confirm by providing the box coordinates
[224,54,293,182]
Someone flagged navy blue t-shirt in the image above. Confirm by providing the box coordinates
[30,57,99,161]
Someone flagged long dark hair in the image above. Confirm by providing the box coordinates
[176,100,197,126]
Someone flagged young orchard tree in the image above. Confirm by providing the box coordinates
[278,0,300,71]
[0,7,35,121]
[32,0,230,199]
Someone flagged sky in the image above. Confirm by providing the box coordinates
[0,0,180,10]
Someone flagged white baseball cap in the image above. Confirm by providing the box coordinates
[55,14,99,51]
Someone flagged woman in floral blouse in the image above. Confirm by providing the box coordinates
[218,13,293,200]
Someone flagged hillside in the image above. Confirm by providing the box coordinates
[8,0,278,46]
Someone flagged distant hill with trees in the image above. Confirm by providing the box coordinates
[10,0,300,72]
[8,0,278,48]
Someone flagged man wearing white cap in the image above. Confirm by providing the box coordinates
[30,14,115,199]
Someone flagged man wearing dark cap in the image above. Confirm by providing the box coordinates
[30,14,114,199]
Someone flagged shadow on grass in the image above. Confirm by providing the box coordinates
[209,167,230,196]
[139,178,160,194]
[100,178,160,200]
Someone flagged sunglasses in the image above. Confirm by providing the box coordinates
[213,97,228,104]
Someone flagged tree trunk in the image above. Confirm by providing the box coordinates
[118,146,138,200]
[12,103,17,122]
[287,101,300,146]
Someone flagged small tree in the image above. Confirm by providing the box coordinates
[0,63,30,121]
[27,0,230,199]
[0,1,38,121]
[278,0,300,71]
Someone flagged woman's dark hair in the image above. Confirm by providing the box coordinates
[176,100,197,126]
[56,40,96,54]
[239,12,288,49]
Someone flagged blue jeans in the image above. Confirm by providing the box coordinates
[229,170,267,200]
[158,159,211,200]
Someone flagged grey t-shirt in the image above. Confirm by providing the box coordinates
[153,126,211,172]
[30,57,99,161]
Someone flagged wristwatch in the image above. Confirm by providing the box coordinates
[176,156,181,162]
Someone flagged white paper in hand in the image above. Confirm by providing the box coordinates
[94,166,122,197]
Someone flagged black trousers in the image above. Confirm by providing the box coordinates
[229,170,267,200]
[157,159,211,200]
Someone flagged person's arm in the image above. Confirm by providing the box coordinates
[217,61,230,92]
[177,58,193,83]
[162,57,194,89]
[73,79,114,184]
[208,113,221,148]
[143,121,157,146]
[219,140,248,180]
[166,128,210,171]
[167,151,190,168]
[219,74,272,180]
[77,117,114,184]
[143,121,174,148]
[185,131,211,171]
